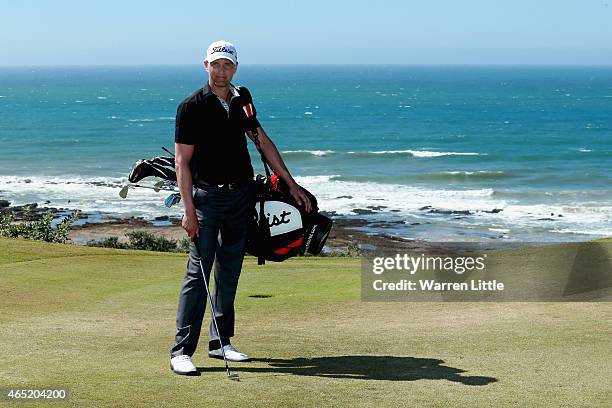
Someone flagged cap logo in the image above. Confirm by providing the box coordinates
[211,46,235,55]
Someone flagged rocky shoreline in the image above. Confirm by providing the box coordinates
[4,198,561,254]
[1,200,442,254]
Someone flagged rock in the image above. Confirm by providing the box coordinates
[368,220,404,228]
[155,215,169,221]
[13,203,38,211]
[484,208,503,214]
[168,216,182,226]
[352,208,376,215]
[0,200,10,208]
[335,195,353,199]
[428,208,472,216]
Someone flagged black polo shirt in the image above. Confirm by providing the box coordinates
[174,83,261,185]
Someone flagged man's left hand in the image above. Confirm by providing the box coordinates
[288,183,312,213]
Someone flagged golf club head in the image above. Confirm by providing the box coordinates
[227,373,240,382]
[164,193,181,208]
[154,180,165,192]
[119,185,129,199]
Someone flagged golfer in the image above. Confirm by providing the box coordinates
[170,40,311,375]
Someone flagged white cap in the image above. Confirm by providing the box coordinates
[205,40,238,65]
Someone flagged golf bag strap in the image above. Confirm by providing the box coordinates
[235,86,271,178]
[257,198,267,265]
[236,86,271,265]
[252,132,271,179]
[247,109,270,265]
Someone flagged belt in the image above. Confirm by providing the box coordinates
[195,180,250,191]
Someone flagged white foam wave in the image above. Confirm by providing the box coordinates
[488,228,511,233]
[293,175,611,237]
[444,171,504,175]
[282,150,334,156]
[1,174,610,239]
[282,150,483,158]
[0,175,182,219]
[293,176,499,216]
[552,227,612,236]
[128,118,155,122]
[369,150,482,157]
[577,148,592,152]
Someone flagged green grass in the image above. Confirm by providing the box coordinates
[0,238,610,407]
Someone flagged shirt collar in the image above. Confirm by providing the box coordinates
[202,82,240,99]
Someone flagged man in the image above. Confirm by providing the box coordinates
[170,40,311,375]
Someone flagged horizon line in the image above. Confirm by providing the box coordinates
[2,63,612,68]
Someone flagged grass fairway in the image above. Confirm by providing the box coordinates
[0,238,610,407]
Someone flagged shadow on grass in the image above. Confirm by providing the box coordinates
[198,355,497,385]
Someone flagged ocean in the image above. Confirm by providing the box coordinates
[0,65,611,242]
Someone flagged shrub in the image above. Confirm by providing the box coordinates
[178,236,191,253]
[0,211,80,244]
[125,230,179,252]
[86,236,128,249]
[85,231,191,253]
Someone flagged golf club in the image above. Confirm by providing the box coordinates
[194,238,240,382]
[161,146,176,157]
[164,193,181,208]
[118,182,177,199]
[153,180,166,191]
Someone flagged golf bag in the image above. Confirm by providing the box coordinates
[128,156,176,183]
[246,173,333,264]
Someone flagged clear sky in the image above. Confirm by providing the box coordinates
[1,0,611,66]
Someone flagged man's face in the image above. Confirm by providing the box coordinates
[204,58,237,88]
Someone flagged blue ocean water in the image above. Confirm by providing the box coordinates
[0,65,611,241]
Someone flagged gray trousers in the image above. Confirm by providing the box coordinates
[170,184,252,358]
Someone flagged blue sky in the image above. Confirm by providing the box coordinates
[1,0,610,65]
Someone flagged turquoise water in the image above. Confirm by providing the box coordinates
[1,65,611,241]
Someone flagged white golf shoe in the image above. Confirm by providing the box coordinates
[208,344,249,362]
[170,355,198,376]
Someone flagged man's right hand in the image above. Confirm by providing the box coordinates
[182,210,199,241]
